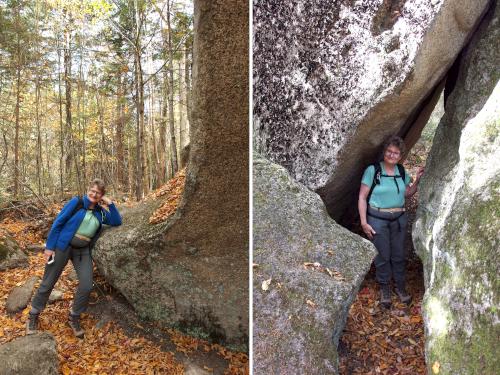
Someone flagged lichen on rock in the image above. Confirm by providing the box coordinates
[253,154,375,374]
[413,1,500,373]
[254,0,490,219]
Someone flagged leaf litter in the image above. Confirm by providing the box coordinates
[148,168,186,224]
[0,215,248,375]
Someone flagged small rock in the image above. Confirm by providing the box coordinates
[0,332,59,375]
[6,276,40,314]
[184,362,212,375]
[26,244,45,253]
[48,290,64,303]
[0,233,29,271]
[68,267,78,281]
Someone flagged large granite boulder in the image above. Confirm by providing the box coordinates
[0,231,28,271]
[0,333,59,375]
[93,0,248,350]
[253,154,376,374]
[254,0,490,219]
[413,2,499,374]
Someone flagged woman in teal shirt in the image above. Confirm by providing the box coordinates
[358,136,424,308]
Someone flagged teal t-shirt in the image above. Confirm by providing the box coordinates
[361,163,411,208]
[76,210,100,238]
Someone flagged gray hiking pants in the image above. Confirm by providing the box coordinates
[367,206,408,288]
[31,238,93,316]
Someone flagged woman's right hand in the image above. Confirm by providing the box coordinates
[361,223,376,240]
[43,249,54,261]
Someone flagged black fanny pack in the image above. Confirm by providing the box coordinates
[367,208,406,232]
[70,236,90,249]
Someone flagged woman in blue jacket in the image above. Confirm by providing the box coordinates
[26,179,122,338]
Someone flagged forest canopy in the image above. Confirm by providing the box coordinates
[0,0,193,201]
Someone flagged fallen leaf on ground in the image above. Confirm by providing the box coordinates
[262,278,272,291]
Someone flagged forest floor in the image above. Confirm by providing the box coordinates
[0,172,248,375]
[338,143,430,375]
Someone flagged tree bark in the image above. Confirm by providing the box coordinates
[14,55,21,197]
[134,50,145,200]
[166,0,178,175]
[57,34,64,198]
[116,70,125,189]
[13,5,21,197]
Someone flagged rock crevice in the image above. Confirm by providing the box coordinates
[413,0,499,372]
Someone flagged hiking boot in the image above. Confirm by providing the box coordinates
[379,284,392,308]
[395,286,412,305]
[68,313,85,338]
[26,313,39,335]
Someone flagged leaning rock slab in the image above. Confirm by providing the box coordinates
[0,333,58,375]
[94,0,249,350]
[413,2,500,374]
[254,0,490,219]
[0,232,28,271]
[6,276,39,314]
[253,154,376,374]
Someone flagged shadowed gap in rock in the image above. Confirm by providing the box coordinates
[335,107,439,372]
[330,46,471,372]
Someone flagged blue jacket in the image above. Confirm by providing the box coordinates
[46,195,122,251]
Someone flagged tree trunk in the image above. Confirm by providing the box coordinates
[166,0,178,175]
[94,0,249,348]
[35,76,42,195]
[150,78,159,189]
[57,35,64,198]
[116,70,125,189]
[178,59,186,155]
[134,50,145,200]
[184,41,192,127]
[13,59,21,197]
[13,5,21,197]
[159,77,168,183]
[64,26,72,184]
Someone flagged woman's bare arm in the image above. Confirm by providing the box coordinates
[359,184,376,240]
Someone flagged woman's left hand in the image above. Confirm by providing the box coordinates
[100,196,113,205]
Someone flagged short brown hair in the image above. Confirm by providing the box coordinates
[89,179,106,195]
[382,135,406,155]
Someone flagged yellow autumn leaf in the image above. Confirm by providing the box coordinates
[306,299,316,308]
[61,363,71,375]
[261,278,271,291]
[432,361,440,374]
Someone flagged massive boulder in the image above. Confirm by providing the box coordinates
[253,154,376,374]
[413,2,499,374]
[0,333,59,375]
[253,0,490,219]
[94,0,248,350]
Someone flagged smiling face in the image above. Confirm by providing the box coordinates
[87,184,104,205]
[383,144,402,167]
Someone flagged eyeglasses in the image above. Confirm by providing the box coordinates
[385,150,401,157]
[89,189,103,196]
